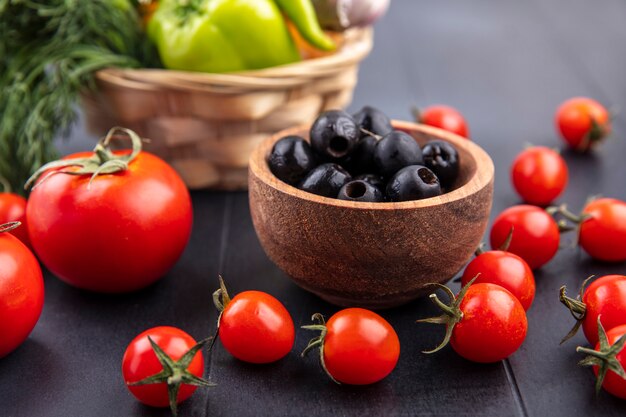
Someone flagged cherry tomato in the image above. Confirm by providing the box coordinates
[26,128,192,293]
[215,280,294,364]
[0,222,44,358]
[122,326,208,411]
[556,97,610,152]
[490,205,560,269]
[560,275,626,345]
[419,282,527,363]
[461,250,535,310]
[511,146,568,206]
[303,308,400,385]
[0,191,30,248]
[578,198,626,262]
[577,322,626,400]
[419,105,469,138]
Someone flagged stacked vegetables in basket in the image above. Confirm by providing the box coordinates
[0,0,389,194]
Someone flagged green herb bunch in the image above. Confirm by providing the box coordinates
[0,0,159,194]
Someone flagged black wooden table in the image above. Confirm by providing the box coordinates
[2,1,626,416]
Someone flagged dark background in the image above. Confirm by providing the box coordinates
[2,0,626,416]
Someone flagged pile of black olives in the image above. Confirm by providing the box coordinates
[267,106,460,202]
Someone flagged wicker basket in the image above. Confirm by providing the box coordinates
[82,28,373,190]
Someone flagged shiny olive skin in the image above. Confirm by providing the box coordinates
[337,180,384,202]
[268,135,317,185]
[386,165,442,202]
[344,135,378,175]
[422,140,460,189]
[299,163,352,198]
[354,174,386,190]
[310,110,360,161]
[374,131,424,178]
[352,106,393,137]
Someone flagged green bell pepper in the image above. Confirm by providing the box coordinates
[148,0,335,73]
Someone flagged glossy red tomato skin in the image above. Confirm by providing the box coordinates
[0,193,30,248]
[0,232,44,358]
[489,205,560,270]
[579,198,626,262]
[451,283,527,363]
[461,251,535,311]
[592,324,626,399]
[122,326,204,408]
[579,275,626,345]
[219,291,295,364]
[323,308,400,385]
[421,105,469,138]
[511,147,568,206]
[556,97,610,152]
[27,151,192,293]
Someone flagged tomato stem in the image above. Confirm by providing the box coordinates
[212,275,231,312]
[410,105,422,123]
[498,227,514,251]
[416,277,477,354]
[576,317,626,395]
[0,221,21,234]
[559,276,594,344]
[301,313,340,384]
[128,336,215,417]
[25,127,143,190]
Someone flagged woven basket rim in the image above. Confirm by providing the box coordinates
[94,27,373,93]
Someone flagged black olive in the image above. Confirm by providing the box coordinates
[299,163,352,198]
[310,110,360,161]
[422,140,460,190]
[353,106,393,137]
[386,165,442,202]
[374,131,424,178]
[337,180,384,202]
[268,136,317,185]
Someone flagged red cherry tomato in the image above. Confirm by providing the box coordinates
[452,284,527,362]
[0,222,44,358]
[303,308,400,385]
[27,129,192,293]
[216,283,295,364]
[560,275,626,345]
[578,198,626,262]
[490,205,560,269]
[556,97,610,152]
[122,326,206,409]
[462,250,535,310]
[419,282,527,363]
[511,146,568,206]
[420,105,469,138]
[591,324,626,399]
[0,192,30,248]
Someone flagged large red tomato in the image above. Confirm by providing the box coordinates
[0,222,44,358]
[26,128,192,293]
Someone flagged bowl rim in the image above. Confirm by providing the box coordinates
[249,120,494,210]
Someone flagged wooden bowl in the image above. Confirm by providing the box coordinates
[248,121,494,308]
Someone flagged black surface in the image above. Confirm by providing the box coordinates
[3,0,626,415]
